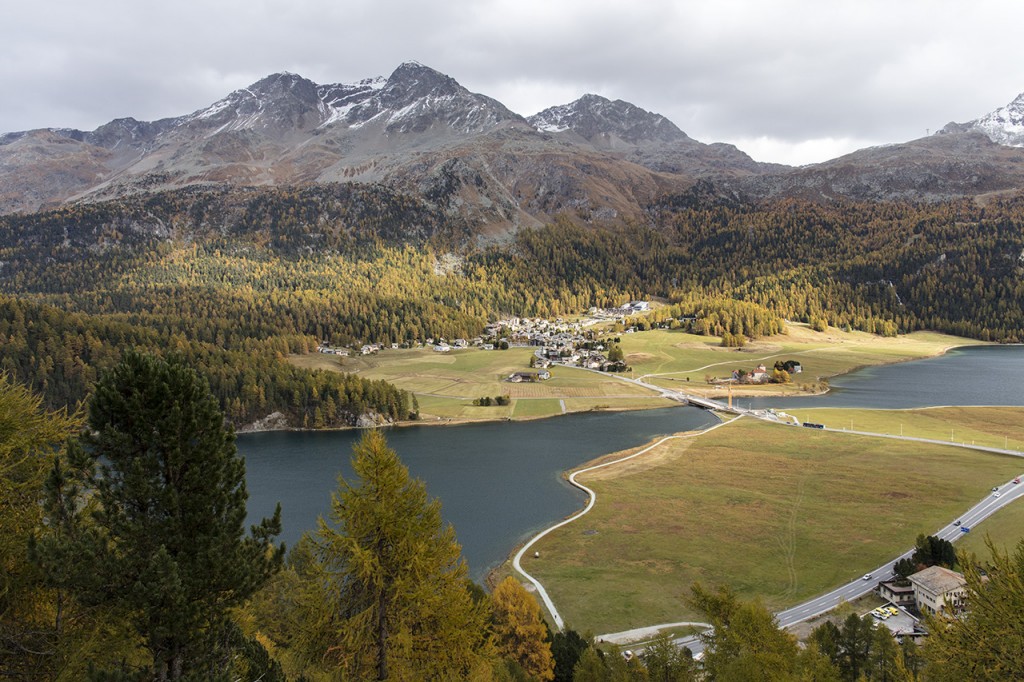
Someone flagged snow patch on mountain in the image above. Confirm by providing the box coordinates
[972,93,1024,146]
[940,92,1024,147]
[528,94,687,145]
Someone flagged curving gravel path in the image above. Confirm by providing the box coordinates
[511,417,741,630]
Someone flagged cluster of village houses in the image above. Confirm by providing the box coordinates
[316,302,650,375]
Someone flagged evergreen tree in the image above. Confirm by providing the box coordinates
[491,576,556,681]
[837,613,874,681]
[40,351,283,681]
[923,539,1024,680]
[809,620,842,671]
[685,582,847,680]
[551,629,590,682]
[866,621,908,681]
[641,632,696,681]
[310,429,492,680]
[0,375,80,679]
[572,647,608,682]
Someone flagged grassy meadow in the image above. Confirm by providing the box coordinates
[290,324,976,422]
[956,499,1024,558]
[793,406,1024,452]
[619,326,974,396]
[523,416,1024,634]
[290,346,669,421]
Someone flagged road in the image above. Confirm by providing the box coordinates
[546,362,1024,653]
[669,475,1024,656]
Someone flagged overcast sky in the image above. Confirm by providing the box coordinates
[4,0,1023,165]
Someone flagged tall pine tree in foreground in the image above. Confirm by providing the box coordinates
[42,351,283,681]
[309,429,492,680]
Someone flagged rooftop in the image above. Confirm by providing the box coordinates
[908,565,967,595]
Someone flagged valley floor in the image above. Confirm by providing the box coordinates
[287,325,977,428]
[501,410,1024,634]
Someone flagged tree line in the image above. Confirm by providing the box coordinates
[3,185,1024,430]
[0,295,414,428]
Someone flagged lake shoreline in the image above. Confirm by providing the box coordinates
[243,337,980,434]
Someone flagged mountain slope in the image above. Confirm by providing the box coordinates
[0,63,774,223]
[728,132,1024,202]
[528,94,773,177]
[6,64,1024,220]
[939,91,1024,147]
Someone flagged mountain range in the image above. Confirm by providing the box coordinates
[3,61,1024,224]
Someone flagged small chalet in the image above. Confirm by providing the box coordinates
[749,364,769,382]
[878,580,916,607]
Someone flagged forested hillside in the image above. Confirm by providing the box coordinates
[2,182,1022,425]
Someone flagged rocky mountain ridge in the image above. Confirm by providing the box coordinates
[939,91,1024,147]
[3,63,1024,223]
[0,62,771,223]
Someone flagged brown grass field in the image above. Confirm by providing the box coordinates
[523,416,1024,634]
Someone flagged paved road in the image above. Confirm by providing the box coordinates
[548,363,1024,653]
[669,476,1024,656]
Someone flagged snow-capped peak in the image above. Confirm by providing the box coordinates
[939,91,1024,147]
[528,94,687,145]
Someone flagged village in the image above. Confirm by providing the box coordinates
[314,301,817,387]
[314,300,654,373]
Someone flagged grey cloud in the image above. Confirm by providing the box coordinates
[2,0,1022,164]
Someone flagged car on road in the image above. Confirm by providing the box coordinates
[862,574,873,581]
[992,486,999,492]
[960,526,971,533]
[994,492,1001,497]
[1015,477,1021,484]
[954,520,961,526]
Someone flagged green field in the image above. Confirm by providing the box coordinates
[524,417,1024,634]
[290,326,976,421]
[794,407,1024,452]
[291,347,658,421]
[619,326,974,396]
[512,399,564,418]
[955,500,1024,557]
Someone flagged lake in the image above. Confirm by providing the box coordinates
[744,345,1024,410]
[241,407,719,582]
[242,344,1024,583]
